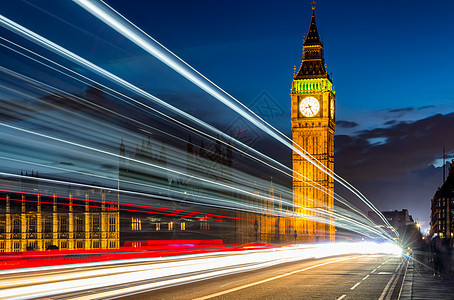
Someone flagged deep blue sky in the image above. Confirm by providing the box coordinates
[2,0,454,231]
[103,0,454,230]
[104,0,454,115]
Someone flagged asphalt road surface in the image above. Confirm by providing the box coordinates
[124,255,406,300]
[0,251,405,300]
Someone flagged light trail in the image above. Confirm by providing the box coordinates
[0,156,265,220]
[4,168,378,238]
[0,166,385,240]
[74,0,394,232]
[0,39,198,148]
[0,120,295,209]
[0,114,390,241]
[0,242,401,299]
[0,34,333,207]
[0,36,337,212]
[0,10,397,240]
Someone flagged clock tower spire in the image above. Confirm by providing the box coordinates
[295,3,328,80]
[291,4,335,242]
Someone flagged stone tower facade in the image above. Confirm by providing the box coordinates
[290,4,335,242]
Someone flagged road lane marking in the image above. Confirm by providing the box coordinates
[397,260,410,299]
[371,269,377,273]
[194,256,361,300]
[385,266,404,300]
[350,282,361,290]
[336,295,347,300]
[378,259,404,300]
[379,274,397,300]
[362,274,369,280]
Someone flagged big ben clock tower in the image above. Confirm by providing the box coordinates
[291,2,335,242]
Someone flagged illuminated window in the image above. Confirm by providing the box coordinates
[27,241,37,250]
[200,219,209,230]
[59,215,68,232]
[13,241,21,251]
[168,222,174,230]
[76,216,84,232]
[60,241,68,249]
[156,223,161,231]
[92,215,100,232]
[109,215,116,232]
[43,216,52,233]
[12,216,21,233]
[27,215,36,233]
[180,222,186,231]
[131,217,141,231]
[0,216,5,233]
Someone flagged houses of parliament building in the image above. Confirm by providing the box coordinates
[0,174,120,252]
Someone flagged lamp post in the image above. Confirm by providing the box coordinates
[416,222,421,237]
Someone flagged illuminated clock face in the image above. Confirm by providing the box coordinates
[330,100,335,119]
[299,96,320,117]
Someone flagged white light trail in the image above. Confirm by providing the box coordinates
[73,0,395,234]
[0,11,397,239]
[0,242,401,299]
[0,20,333,206]
[0,20,310,192]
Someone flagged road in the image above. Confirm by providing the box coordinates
[124,255,406,300]
[0,246,405,300]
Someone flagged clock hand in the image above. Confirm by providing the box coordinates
[307,105,314,114]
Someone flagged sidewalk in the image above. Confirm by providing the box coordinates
[400,261,454,300]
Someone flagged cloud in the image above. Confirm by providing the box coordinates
[388,107,414,113]
[418,105,436,110]
[383,120,396,126]
[336,113,454,181]
[335,112,454,225]
[336,120,358,128]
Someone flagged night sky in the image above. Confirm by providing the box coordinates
[2,0,454,232]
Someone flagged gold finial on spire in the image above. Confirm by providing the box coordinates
[312,0,316,10]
